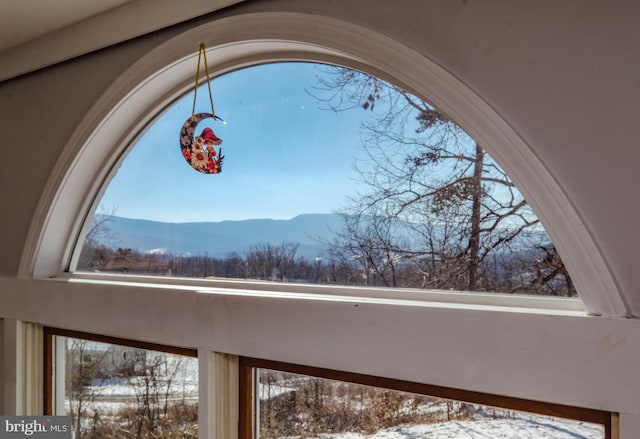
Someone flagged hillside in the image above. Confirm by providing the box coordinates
[94,213,345,260]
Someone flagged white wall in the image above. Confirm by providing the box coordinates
[1,0,640,435]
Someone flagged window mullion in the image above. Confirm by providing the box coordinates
[200,351,239,439]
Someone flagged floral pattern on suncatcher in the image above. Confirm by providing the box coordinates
[179,112,223,174]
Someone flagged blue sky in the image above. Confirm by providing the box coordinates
[98,63,370,222]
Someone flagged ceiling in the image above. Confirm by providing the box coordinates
[0,0,245,81]
[0,0,134,53]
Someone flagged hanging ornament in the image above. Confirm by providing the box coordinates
[179,43,225,174]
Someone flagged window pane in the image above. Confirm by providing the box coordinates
[76,62,575,297]
[59,336,198,439]
[257,369,604,439]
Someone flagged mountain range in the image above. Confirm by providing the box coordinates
[94,212,552,263]
[95,213,345,260]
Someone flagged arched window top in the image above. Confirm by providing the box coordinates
[22,12,624,315]
[75,60,576,298]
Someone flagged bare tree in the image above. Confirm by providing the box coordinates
[246,242,300,282]
[76,206,118,271]
[314,66,574,295]
[127,350,183,438]
[328,213,408,287]
[66,339,114,439]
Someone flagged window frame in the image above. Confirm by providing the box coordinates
[19,12,626,316]
[239,356,617,439]
[43,327,198,416]
[65,271,587,314]
[67,59,585,306]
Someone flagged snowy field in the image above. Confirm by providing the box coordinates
[322,417,604,439]
[257,382,604,439]
[72,384,604,439]
[63,356,604,439]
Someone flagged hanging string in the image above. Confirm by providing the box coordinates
[191,43,219,119]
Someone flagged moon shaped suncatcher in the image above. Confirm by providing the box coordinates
[181,44,225,175]
[180,112,223,174]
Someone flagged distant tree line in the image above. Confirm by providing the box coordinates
[77,236,574,296]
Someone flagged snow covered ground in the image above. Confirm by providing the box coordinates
[71,383,604,439]
[328,416,603,439]
[256,377,604,439]
[63,356,603,439]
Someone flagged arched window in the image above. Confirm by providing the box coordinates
[25,13,623,315]
[74,61,574,297]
